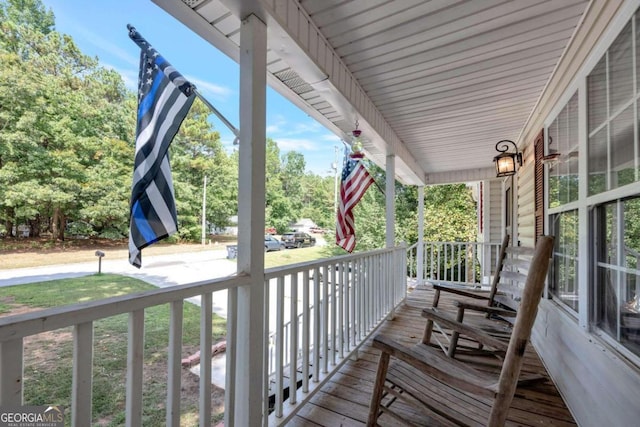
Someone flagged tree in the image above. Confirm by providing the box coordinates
[0,0,132,240]
[0,0,54,41]
[170,99,237,240]
[264,139,293,233]
[281,151,305,212]
[299,173,334,228]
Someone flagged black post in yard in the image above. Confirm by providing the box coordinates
[95,250,105,274]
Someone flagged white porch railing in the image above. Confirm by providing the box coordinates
[264,245,406,425]
[407,241,502,286]
[0,245,406,426]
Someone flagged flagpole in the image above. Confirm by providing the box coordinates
[195,90,240,145]
[369,168,385,195]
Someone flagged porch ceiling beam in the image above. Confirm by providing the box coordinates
[425,167,497,185]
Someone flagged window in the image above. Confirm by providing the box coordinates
[587,21,638,195]
[547,92,579,310]
[594,198,640,357]
[541,7,640,359]
[586,10,640,357]
[549,210,579,311]
[548,93,579,207]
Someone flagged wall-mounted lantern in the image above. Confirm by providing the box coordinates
[493,139,523,177]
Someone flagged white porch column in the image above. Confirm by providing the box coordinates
[385,154,396,247]
[416,185,425,285]
[230,13,267,427]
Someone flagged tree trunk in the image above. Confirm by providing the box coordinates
[58,210,66,241]
[4,207,15,237]
[29,215,41,238]
[52,207,65,241]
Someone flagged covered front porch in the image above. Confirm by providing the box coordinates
[291,286,576,427]
[0,245,571,426]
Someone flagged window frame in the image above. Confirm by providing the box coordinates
[545,91,581,316]
[542,6,640,361]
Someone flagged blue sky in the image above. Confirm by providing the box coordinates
[40,0,342,176]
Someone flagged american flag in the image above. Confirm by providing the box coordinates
[336,153,375,252]
[127,25,195,268]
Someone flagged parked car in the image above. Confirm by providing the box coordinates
[281,232,316,249]
[264,235,285,252]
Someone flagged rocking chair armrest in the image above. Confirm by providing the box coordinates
[372,334,495,396]
[432,283,491,300]
[421,308,509,351]
[452,301,517,317]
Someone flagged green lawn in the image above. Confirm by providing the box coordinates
[265,244,338,268]
[0,274,227,426]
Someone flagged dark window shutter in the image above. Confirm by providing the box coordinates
[534,129,545,243]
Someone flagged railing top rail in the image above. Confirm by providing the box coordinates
[0,274,251,342]
[406,241,501,251]
[421,241,501,245]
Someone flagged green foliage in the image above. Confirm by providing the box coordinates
[0,0,132,239]
[171,99,237,240]
[0,0,54,44]
[349,162,477,253]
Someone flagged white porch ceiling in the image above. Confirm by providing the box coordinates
[153,0,590,185]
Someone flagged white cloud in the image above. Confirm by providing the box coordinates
[266,124,280,133]
[220,137,238,150]
[187,76,233,100]
[290,121,322,134]
[276,138,321,151]
[320,133,342,142]
[266,114,287,134]
[74,25,139,68]
[266,116,325,138]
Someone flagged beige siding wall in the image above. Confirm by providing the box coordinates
[517,1,640,425]
[516,142,536,248]
[533,301,640,426]
[488,180,503,242]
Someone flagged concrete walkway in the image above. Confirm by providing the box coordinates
[0,249,238,317]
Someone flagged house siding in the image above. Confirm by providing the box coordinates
[517,142,536,248]
[488,180,502,239]
[533,301,640,426]
[518,1,640,424]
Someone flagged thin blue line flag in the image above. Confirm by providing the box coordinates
[127,25,195,268]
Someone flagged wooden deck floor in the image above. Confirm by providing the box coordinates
[287,286,577,426]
